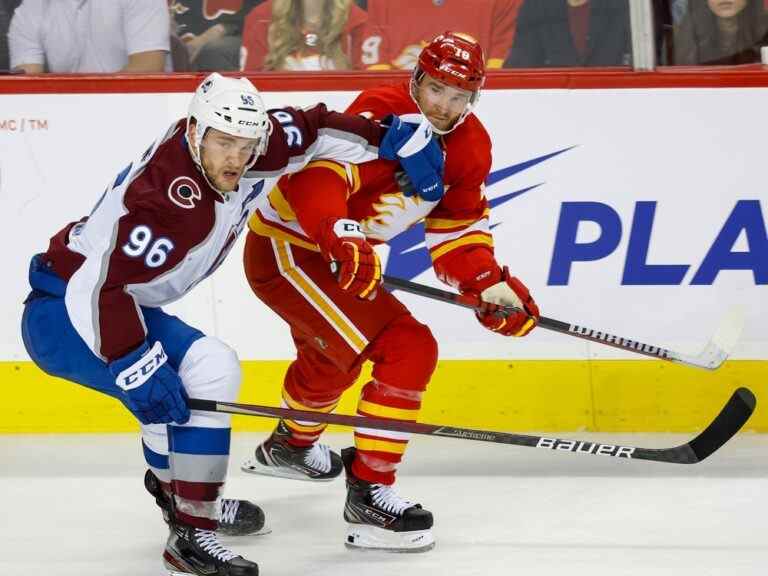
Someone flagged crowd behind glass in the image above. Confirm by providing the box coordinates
[1,0,767,74]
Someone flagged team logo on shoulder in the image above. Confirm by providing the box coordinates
[168,176,202,209]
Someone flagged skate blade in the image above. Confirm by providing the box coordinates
[344,524,435,553]
[163,553,195,576]
[218,523,273,537]
[241,457,337,482]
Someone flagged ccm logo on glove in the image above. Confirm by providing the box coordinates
[316,217,381,300]
[114,341,168,391]
[339,221,362,234]
[463,266,540,337]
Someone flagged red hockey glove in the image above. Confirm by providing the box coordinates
[463,266,539,337]
[316,217,381,299]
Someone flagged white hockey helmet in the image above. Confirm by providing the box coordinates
[187,72,272,169]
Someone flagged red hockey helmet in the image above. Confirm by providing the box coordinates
[417,32,486,93]
[412,32,486,133]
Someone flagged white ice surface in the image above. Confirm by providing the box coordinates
[1,432,766,576]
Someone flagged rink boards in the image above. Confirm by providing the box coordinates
[0,72,765,432]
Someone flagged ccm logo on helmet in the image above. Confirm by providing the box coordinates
[439,64,468,80]
[238,120,258,126]
[168,176,202,209]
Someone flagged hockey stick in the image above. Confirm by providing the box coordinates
[189,387,754,464]
[382,275,744,371]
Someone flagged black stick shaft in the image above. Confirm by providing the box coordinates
[188,387,755,465]
[382,275,677,362]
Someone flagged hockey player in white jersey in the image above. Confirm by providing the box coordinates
[20,72,444,576]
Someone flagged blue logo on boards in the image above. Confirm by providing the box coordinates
[549,199,767,286]
[384,147,573,281]
[386,146,767,286]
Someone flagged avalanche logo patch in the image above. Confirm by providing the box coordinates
[168,176,202,209]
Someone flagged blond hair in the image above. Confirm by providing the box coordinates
[264,0,354,70]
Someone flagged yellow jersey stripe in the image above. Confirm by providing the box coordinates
[305,159,348,182]
[357,400,419,421]
[273,241,367,353]
[268,184,297,222]
[425,209,490,231]
[285,419,327,433]
[348,164,361,196]
[282,389,338,414]
[430,232,494,261]
[249,214,318,251]
[354,435,408,455]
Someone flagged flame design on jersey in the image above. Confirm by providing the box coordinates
[360,192,435,241]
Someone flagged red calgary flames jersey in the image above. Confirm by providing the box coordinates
[359,0,523,70]
[248,83,498,289]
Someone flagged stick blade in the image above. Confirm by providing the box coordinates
[687,305,745,370]
[685,387,756,462]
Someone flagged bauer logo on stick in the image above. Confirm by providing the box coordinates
[536,438,636,458]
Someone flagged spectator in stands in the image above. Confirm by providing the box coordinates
[241,0,366,70]
[169,0,261,71]
[673,0,768,65]
[671,0,690,24]
[504,0,631,68]
[0,0,20,70]
[1,3,11,70]
[654,0,675,64]
[0,10,6,71]
[358,0,521,70]
[9,0,170,73]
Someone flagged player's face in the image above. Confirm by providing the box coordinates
[707,0,747,18]
[199,128,259,192]
[414,76,472,132]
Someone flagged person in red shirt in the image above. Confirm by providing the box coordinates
[241,32,540,553]
[358,0,522,69]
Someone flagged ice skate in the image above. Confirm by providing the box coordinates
[341,447,435,552]
[145,470,270,536]
[217,498,270,537]
[241,420,342,482]
[164,521,259,576]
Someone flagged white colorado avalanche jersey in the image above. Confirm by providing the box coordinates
[42,106,384,361]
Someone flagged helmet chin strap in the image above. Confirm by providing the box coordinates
[186,123,259,199]
[409,72,478,135]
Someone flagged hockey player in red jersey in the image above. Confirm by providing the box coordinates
[241,32,540,552]
[20,72,444,575]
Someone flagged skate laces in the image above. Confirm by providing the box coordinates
[303,443,333,474]
[194,529,237,562]
[370,484,415,515]
[218,499,240,525]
